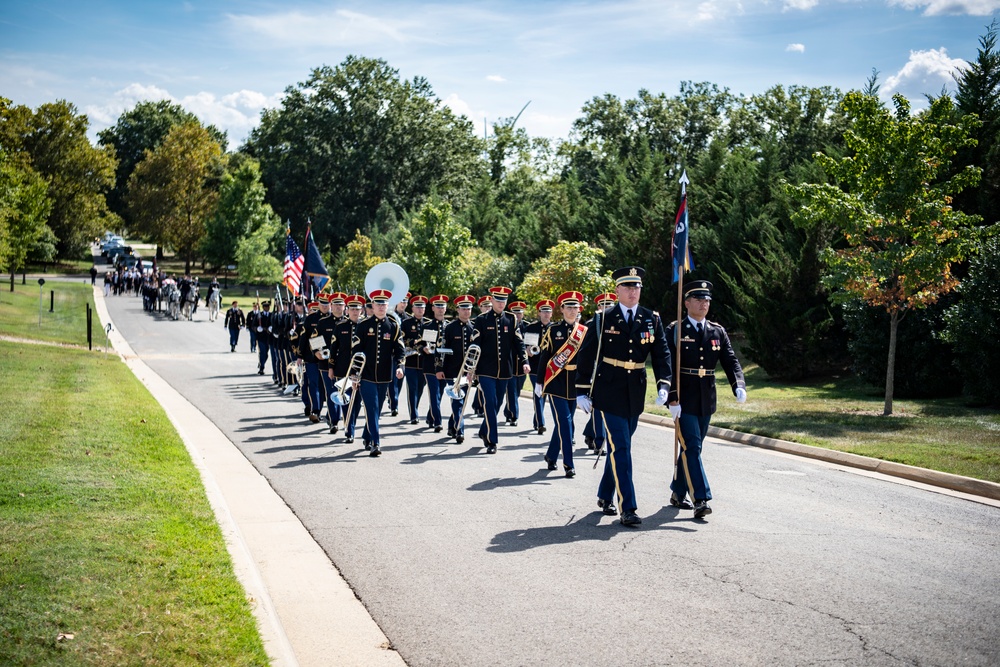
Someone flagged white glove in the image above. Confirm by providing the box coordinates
[534,383,542,398]
[669,404,682,420]
[655,388,669,406]
[577,395,592,414]
[736,387,747,403]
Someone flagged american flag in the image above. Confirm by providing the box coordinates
[283,232,305,295]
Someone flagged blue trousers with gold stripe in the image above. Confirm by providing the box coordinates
[670,413,713,502]
[529,377,547,430]
[583,410,606,447]
[596,412,640,513]
[545,396,576,470]
[477,376,509,446]
[359,380,389,445]
[403,368,425,422]
[424,374,446,427]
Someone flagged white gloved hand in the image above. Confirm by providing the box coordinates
[577,395,592,414]
[655,388,669,406]
[669,404,682,420]
[736,387,747,403]
[534,383,543,398]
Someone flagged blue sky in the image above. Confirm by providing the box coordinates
[2,1,998,146]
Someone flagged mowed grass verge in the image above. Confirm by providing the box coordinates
[646,364,1000,484]
[0,281,95,347]
[0,340,269,664]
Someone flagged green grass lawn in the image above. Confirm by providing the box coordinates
[0,341,269,666]
[645,364,1000,484]
[0,281,96,347]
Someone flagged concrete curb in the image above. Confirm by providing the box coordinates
[92,287,407,667]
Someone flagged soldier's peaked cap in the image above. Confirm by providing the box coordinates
[684,280,713,300]
[488,286,512,300]
[613,266,645,286]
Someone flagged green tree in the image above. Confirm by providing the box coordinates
[127,123,225,273]
[0,99,118,259]
[332,230,385,295]
[98,100,227,229]
[391,199,474,296]
[792,92,983,415]
[203,156,280,269]
[245,56,485,252]
[456,246,517,299]
[235,217,283,295]
[0,148,52,278]
[942,236,1000,405]
[517,241,612,315]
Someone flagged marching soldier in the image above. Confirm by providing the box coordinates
[666,280,746,519]
[420,295,451,432]
[401,295,429,424]
[502,300,528,426]
[442,295,477,443]
[299,298,325,422]
[388,293,410,417]
[471,295,492,418]
[351,289,405,457]
[583,292,617,451]
[246,300,262,353]
[576,267,673,527]
[536,291,588,477]
[224,300,245,352]
[524,299,554,434]
[255,301,272,375]
[333,295,366,443]
[313,293,341,432]
[471,286,529,454]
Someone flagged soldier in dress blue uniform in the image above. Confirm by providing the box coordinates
[471,286,529,454]
[333,295,366,443]
[401,295,429,424]
[420,295,451,432]
[388,292,410,417]
[442,294,477,443]
[536,291,588,477]
[255,301,271,375]
[582,292,617,451]
[299,298,325,422]
[666,280,746,519]
[351,289,406,457]
[576,267,673,527]
[502,300,528,426]
[470,295,492,418]
[524,299,554,434]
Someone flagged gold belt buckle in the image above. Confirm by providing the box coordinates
[698,368,706,378]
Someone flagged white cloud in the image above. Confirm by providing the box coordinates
[441,93,487,125]
[786,43,806,52]
[887,0,1000,16]
[486,75,507,83]
[884,48,968,99]
[84,84,283,145]
[226,8,426,48]
[783,0,819,9]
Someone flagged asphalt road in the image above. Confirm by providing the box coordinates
[103,290,1000,667]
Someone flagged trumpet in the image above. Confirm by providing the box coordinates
[446,345,481,400]
[527,343,540,356]
[333,352,366,406]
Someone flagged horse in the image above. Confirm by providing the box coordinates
[206,287,220,322]
[166,285,181,321]
[181,286,199,321]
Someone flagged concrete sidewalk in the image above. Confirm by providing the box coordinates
[92,287,407,667]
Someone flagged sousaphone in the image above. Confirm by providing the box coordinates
[364,262,409,309]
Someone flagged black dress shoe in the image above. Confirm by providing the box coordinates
[409,418,419,425]
[509,420,517,427]
[308,413,320,424]
[363,439,371,451]
[693,500,713,519]
[620,511,642,526]
[391,409,398,417]
[543,456,557,471]
[257,369,264,375]
[670,492,694,510]
[537,426,546,435]
[329,424,338,435]
[486,443,497,454]
[597,499,618,516]
[564,467,575,478]
[369,444,381,457]
[434,425,443,433]
[455,434,464,444]
[344,435,354,444]
[447,426,456,438]
[585,436,595,449]
[304,407,311,418]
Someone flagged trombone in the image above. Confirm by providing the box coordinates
[446,345,481,401]
[333,351,365,415]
